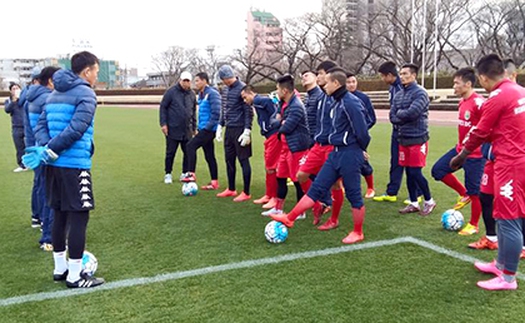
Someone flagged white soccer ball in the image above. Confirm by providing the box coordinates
[82,251,98,276]
[441,209,465,231]
[265,220,289,244]
[182,182,198,196]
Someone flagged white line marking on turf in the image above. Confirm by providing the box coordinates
[0,236,520,307]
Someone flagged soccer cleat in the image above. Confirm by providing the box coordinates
[164,173,173,184]
[253,195,271,204]
[477,276,517,291]
[13,166,28,173]
[453,195,472,210]
[474,260,502,276]
[31,218,41,228]
[399,204,420,214]
[261,208,282,217]
[180,172,196,183]
[373,194,397,202]
[262,197,277,209]
[468,236,498,250]
[201,180,219,190]
[216,189,237,198]
[318,219,339,231]
[296,213,306,220]
[459,223,479,236]
[66,272,105,289]
[53,270,68,282]
[40,243,53,251]
[404,196,422,205]
[364,188,376,199]
[420,200,437,216]
[233,192,251,202]
[342,231,364,244]
[287,178,294,186]
[312,202,329,225]
[269,213,295,228]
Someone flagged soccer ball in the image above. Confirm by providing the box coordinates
[82,251,98,276]
[182,182,198,196]
[441,209,465,231]
[265,220,288,244]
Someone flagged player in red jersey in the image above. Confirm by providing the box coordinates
[431,68,485,235]
[451,54,525,290]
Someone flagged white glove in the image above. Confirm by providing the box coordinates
[238,129,251,147]
[215,125,223,142]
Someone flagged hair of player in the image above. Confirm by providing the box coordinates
[71,51,99,75]
[378,61,398,76]
[401,63,419,75]
[453,67,476,86]
[241,84,256,93]
[326,67,348,87]
[196,72,209,83]
[346,72,356,78]
[9,82,20,91]
[476,54,505,79]
[276,74,295,92]
[316,60,337,73]
[38,66,61,87]
[301,69,316,76]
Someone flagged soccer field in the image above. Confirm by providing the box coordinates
[1,107,525,322]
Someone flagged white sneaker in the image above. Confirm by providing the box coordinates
[179,173,186,182]
[296,213,306,220]
[164,174,173,184]
[13,166,28,173]
[261,208,283,217]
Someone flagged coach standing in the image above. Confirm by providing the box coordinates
[159,72,196,184]
[215,65,254,202]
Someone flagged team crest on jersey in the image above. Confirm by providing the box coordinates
[464,111,471,121]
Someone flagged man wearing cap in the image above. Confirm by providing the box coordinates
[159,71,197,184]
[215,65,254,202]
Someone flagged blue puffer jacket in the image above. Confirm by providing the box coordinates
[313,91,333,145]
[279,94,312,152]
[27,85,52,145]
[352,90,376,129]
[252,95,279,138]
[19,86,36,146]
[389,82,430,146]
[328,87,370,151]
[197,85,221,132]
[304,86,323,139]
[34,69,96,170]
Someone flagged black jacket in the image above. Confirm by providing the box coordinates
[4,98,25,128]
[159,83,197,140]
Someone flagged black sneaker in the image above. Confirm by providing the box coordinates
[66,272,105,288]
[53,270,68,282]
[31,218,41,228]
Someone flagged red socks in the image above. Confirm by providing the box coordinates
[300,179,311,195]
[288,195,315,221]
[275,198,285,211]
[364,174,374,190]
[470,195,481,226]
[441,173,467,196]
[266,172,277,198]
[330,188,344,222]
[352,206,366,235]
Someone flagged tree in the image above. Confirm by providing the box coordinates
[151,46,200,87]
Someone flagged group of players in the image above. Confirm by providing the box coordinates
[177,55,525,291]
[13,49,525,291]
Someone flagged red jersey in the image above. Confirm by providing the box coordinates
[456,92,484,158]
[464,79,525,163]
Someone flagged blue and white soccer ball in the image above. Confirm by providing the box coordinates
[182,182,198,196]
[82,251,98,276]
[265,220,288,244]
[441,209,465,231]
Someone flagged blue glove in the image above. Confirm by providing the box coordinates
[22,146,58,169]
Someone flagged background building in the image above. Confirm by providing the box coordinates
[246,10,283,58]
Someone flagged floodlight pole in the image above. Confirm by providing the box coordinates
[421,0,427,88]
[411,0,415,63]
[432,0,440,99]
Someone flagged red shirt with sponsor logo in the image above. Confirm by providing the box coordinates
[456,92,484,158]
[464,79,525,162]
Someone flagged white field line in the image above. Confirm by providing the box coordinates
[0,236,518,307]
